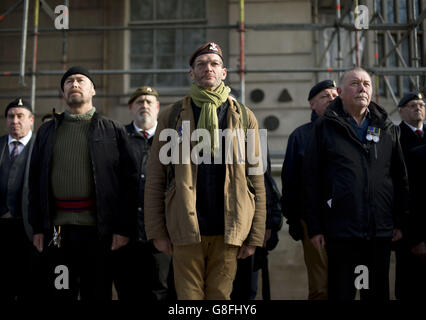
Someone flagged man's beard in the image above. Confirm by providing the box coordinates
[67,95,84,106]
[139,113,153,127]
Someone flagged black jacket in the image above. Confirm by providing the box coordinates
[398,121,426,160]
[29,112,138,239]
[281,111,318,240]
[303,97,409,239]
[125,122,153,241]
[0,134,34,219]
[407,144,426,246]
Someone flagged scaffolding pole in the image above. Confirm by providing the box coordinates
[239,0,245,104]
[1,67,424,77]
[354,0,361,67]
[376,13,417,87]
[19,0,29,86]
[30,0,40,113]
[1,1,425,111]
[373,1,380,104]
[379,8,426,66]
[0,22,417,34]
[335,0,343,77]
[411,0,420,89]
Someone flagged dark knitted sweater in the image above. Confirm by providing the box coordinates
[51,108,96,226]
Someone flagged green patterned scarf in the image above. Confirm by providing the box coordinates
[189,82,230,154]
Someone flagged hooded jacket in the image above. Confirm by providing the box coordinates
[303,97,409,239]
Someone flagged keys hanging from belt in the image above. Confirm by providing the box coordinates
[48,226,62,248]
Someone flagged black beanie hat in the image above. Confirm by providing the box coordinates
[60,66,95,91]
[308,80,337,101]
[4,98,32,117]
[398,91,424,108]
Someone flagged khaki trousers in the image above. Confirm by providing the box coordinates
[301,220,328,300]
[173,235,239,300]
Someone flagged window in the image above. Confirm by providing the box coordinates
[375,0,424,97]
[129,0,207,89]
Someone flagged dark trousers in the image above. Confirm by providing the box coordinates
[326,238,392,301]
[113,240,175,301]
[45,225,113,301]
[0,218,32,301]
[395,240,426,300]
[231,254,256,300]
[231,248,270,301]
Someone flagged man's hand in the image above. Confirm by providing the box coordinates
[1,211,12,219]
[111,234,129,251]
[263,229,272,248]
[311,234,325,251]
[411,241,426,260]
[237,245,256,259]
[392,228,403,242]
[153,237,173,255]
[33,233,44,253]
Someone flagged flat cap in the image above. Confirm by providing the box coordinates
[189,42,224,67]
[4,98,32,117]
[398,91,424,108]
[128,86,159,105]
[60,66,95,91]
[308,80,337,101]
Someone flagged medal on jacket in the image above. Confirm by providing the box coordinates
[366,126,381,143]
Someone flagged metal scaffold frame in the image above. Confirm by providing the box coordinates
[0,0,425,114]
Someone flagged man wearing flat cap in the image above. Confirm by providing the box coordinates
[113,86,174,301]
[28,66,138,300]
[394,91,426,300]
[0,98,35,300]
[144,42,266,300]
[281,80,337,300]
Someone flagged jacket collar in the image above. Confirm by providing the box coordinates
[325,96,393,130]
[311,110,319,123]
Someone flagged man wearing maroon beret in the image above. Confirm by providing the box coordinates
[144,42,266,300]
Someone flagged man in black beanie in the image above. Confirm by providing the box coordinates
[28,66,138,301]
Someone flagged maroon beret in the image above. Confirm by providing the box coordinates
[189,42,224,67]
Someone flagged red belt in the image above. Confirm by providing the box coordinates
[55,198,95,212]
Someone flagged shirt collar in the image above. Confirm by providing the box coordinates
[133,121,157,139]
[403,121,423,132]
[8,130,32,146]
[343,107,370,126]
